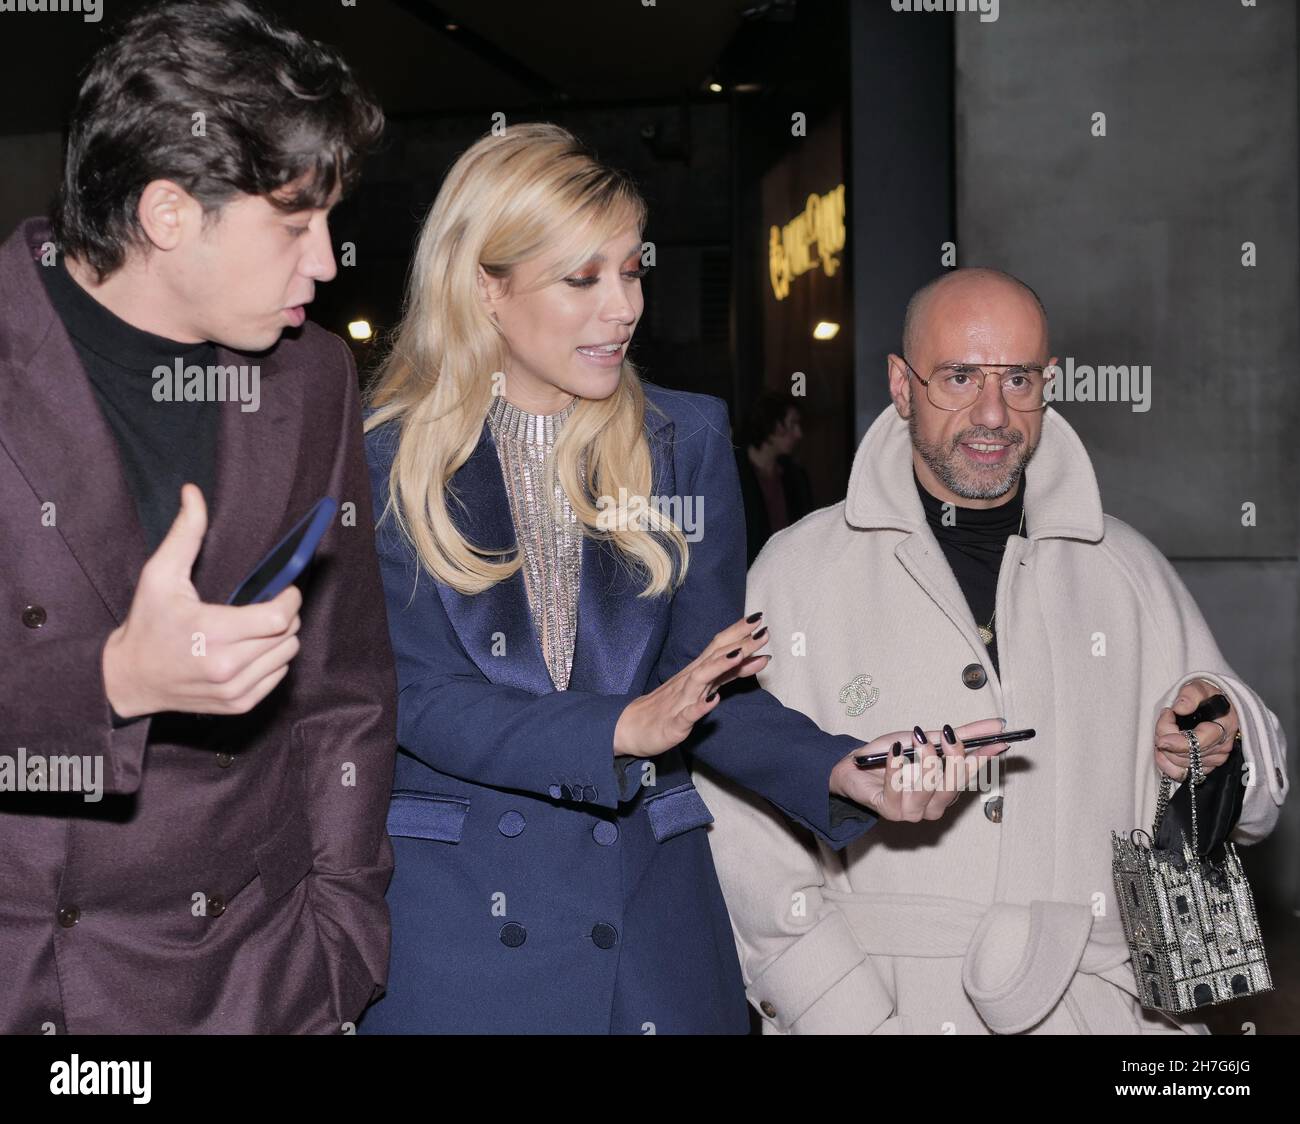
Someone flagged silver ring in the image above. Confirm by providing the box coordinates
[1206,719,1228,750]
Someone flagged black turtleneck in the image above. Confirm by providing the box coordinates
[914,469,1027,679]
[40,257,219,553]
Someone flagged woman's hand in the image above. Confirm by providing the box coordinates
[830,718,1010,822]
[613,612,771,758]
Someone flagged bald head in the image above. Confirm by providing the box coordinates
[901,268,1048,362]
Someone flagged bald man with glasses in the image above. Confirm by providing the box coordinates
[694,267,1287,1035]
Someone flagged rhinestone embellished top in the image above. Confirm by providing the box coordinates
[485,393,583,691]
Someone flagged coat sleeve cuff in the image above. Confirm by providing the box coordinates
[746,909,888,1032]
[1165,670,1287,843]
[3,635,153,795]
[830,793,875,828]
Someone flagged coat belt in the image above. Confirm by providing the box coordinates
[822,891,1136,1033]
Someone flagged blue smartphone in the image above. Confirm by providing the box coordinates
[226,497,338,607]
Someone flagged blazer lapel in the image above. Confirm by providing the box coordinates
[567,417,675,696]
[436,425,554,695]
[0,223,147,624]
[189,348,303,605]
[436,409,676,698]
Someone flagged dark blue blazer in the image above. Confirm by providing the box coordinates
[359,383,873,1034]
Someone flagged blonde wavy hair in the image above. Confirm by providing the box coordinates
[364,122,689,598]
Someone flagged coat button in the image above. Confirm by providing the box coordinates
[592,821,619,846]
[215,751,235,768]
[22,604,47,629]
[983,796,1003,823]
[548,784,563,800]
[583,785,598,801]
[760,1000,777,1018]
[961,663,987,689]
[207,894,226,917]
[57,906,80,928]
[500,922,527,948]
[498,810,526,837]
[591,922,618,949]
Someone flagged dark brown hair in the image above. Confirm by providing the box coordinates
[52,0,384,280]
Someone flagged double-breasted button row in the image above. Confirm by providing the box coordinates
[497,921,619,950]
[497,810,619,847]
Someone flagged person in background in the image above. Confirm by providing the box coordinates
[736,393,813,565]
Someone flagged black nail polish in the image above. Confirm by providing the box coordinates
[706,689,718,702]
[726,647,741,659]
[751,626,768,640]
[746,611,763,624]
[891,741,902,758]
[943,724,956,745]
[913,725,928,745]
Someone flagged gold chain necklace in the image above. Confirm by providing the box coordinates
[978,504,1026,646]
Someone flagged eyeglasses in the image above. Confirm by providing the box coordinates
[902,358,1054,413]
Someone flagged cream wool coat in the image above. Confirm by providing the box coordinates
[694,405,1289,1035]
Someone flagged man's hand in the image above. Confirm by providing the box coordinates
[101,484,303,719]
[830,718,1010,822]
[1155,677,1237,781]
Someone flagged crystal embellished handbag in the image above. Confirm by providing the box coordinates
[1111,695,1272,1014]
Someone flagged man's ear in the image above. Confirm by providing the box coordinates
[887,353,913,418]
[136,180,198,252]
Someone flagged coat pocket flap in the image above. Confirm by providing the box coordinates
[254,809,315,904]
[387,791,470,843]
[644,782,714,843]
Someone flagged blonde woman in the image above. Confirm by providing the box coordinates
[359,123,1008,1034]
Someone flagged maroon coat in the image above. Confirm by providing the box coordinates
[0,219,397,1033]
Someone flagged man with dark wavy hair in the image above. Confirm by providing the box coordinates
[0,1,397,1032]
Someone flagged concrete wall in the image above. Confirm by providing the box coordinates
[849,0,954,438]
[955,0,1298,910]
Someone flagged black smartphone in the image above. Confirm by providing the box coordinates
[854,727,1036,769]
